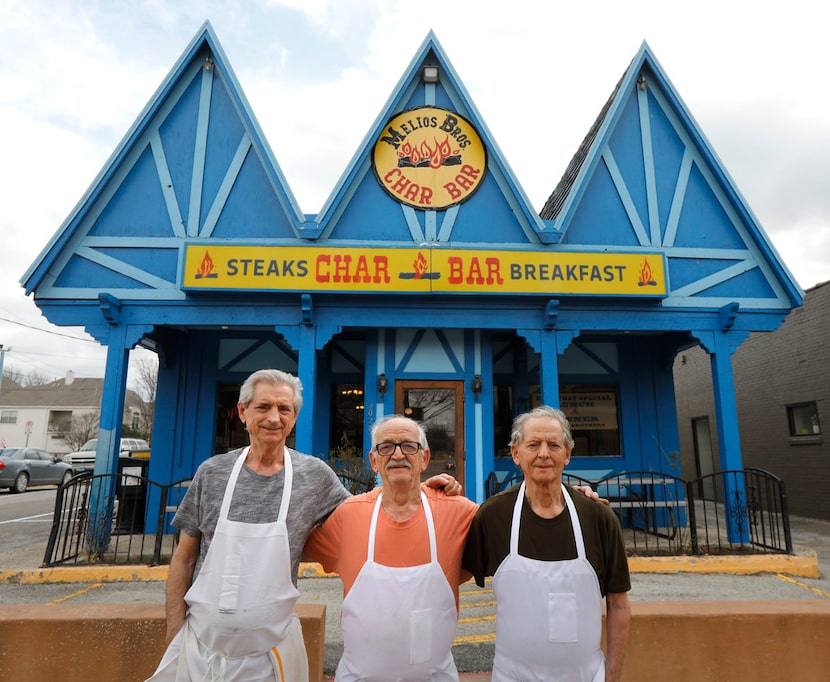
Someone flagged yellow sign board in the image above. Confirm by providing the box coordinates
[182,245,667,296]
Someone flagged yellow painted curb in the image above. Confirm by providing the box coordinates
[628,548,820,579]
[0,565,170,584]
[1,552,820,584]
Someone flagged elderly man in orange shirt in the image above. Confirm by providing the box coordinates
[305,414,477,681]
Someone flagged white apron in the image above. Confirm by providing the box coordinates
[148,448,308,682]
[491,484,605,682]
[336,491,459,682]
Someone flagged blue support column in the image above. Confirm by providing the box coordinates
[295,323,316,455]
[539,330,561,408]
[88,324,131,556]
[707,330,751,543]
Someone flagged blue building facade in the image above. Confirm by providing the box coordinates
[22,24,802,513]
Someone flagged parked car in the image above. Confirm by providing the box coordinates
[0,447,75,493]
[62,437,150,473]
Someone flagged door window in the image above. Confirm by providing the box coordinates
[396,381,465,489]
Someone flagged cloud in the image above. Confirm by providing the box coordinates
[2,0,829,382]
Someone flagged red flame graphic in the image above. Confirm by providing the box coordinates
[413,252,428,279]
[432,136,453,169]
[397,135,460,168]
[197,250,214,278]
[638,258,657,286]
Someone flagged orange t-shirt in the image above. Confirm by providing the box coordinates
[304,486,478,604]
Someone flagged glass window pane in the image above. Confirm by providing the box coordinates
[560,386,621,457]
[788,402,820,436]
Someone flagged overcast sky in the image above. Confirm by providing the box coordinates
[1,0,828,383]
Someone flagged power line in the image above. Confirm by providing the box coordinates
[0,316,98,343]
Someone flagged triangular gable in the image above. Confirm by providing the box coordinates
[22,21,304,301]
[541,42,803,311]
[309,31,546,246]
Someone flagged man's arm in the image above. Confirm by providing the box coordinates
[164,531,200,645]
[604,591,631,682]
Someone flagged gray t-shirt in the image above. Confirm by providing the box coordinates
[173,447,351,584]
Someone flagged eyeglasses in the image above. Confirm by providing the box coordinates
[375,441,423,457]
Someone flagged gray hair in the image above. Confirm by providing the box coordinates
[238,369,303,412]
[370,414,429,450]
[510,406,574,450]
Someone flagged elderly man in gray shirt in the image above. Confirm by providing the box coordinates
[148,369,459,681]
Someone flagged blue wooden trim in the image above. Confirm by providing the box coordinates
[295,325,316,453]
[200,134,252,238]
[315,325,343,350]
[188,63,214,237]
[516,329,542,354]
[637,84,660,246]
[425,211,437,242]
[601,148,650,246]
[75,247,175,290]
[402,205,425,242]
[646,80,801,304]
[555,330,578,355]
[670,260,759,298]
[397,328,426,371]
[150,132,187,238]
[435,330,464,373]
[663,150,692,247]
[436,205,459,241]
[540,330,560,407]
[424,81,436,106]
[273,325,300,349]
[317,160,372,240]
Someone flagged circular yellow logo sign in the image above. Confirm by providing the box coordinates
[372,106,487,210]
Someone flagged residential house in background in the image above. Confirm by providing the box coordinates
[0,371,147,455]
[674,281,830,520]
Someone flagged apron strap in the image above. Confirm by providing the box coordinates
[420,491,439,564]
[562,486,587,559]
[509,482,587,560]
[508,482,525,556]
[277,450,293,524]
[367,491,438,563]
[218,447,294,523]
[219,449,249,521]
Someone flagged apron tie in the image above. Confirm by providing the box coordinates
[205,650,227,682]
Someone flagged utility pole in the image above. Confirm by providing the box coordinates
[0,344,9,393]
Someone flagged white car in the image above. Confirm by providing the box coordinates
[63,438,150,473]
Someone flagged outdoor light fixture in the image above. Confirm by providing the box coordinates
[472,374,483,400]
[423,65,439,83]
[377,373,388,397]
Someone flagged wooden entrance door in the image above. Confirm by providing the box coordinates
[395,380,465,489]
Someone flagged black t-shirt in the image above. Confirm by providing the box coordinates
[462,484,631,596]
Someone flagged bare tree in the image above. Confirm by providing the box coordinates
[130,355,158,438]
[2,366,26,387]
[2,365,50,387]
[132,355,158,404]
[63,411,100,451]
[24,367,51,386]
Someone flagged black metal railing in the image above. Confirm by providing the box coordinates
[43,471,191,567]
[45,466,791,565]
[486,468,791,556]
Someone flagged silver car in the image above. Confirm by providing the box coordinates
[0,447,75,493]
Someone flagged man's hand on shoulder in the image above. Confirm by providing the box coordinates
[574,484,609,505]
[423,473,462,496]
